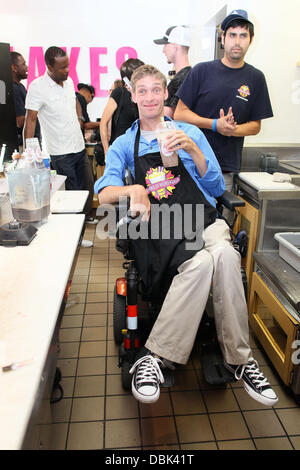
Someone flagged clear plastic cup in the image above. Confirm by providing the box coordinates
[25,138,41,153]
[155,121,178,167]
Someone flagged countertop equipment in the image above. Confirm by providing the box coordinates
[0,219,37,246]
[279,153,300,175]
[234,172,300,252]
[234,172,300,396]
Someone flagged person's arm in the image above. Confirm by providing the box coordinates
[99,183,150,222]
[233,120,261,137]
[174,99,237,136]
[174,99,212,129]
[100,97,118,154]
[23,109,38,142]
[16,115,25,129]
[84,121,100,130]
[13,85,26,130]
[99,184,150,221]
[76,96,84,129]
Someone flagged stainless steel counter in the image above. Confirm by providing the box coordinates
[253,252,300,318]
[234,173,300,251]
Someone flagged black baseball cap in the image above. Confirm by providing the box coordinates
[221,9,253,31]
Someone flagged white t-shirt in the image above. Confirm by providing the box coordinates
[25,72,84,156]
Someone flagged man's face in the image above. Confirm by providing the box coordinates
[14,55,28,80]
[132,75,167,120]
[163,43,176,64]
[85,90,94,104]
[222,26,252,62]
[48,55,69,83]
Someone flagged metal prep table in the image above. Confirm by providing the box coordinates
[233,172,300,395]
[0,214,85,449]
[0,187,88,449]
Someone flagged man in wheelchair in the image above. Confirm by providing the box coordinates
[95,65,278,407]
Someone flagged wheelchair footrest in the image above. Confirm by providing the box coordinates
[200,341,237,385]
[161,368,176,388]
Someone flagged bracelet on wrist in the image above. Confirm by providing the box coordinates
[212,119,218,132]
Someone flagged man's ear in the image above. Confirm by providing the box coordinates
[131,91,137,104]
[221,32,225,47]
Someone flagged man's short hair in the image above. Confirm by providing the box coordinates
[11,51,22,65]
[44,46,66,67]
[131,64,167,92]
[223,19,254,41]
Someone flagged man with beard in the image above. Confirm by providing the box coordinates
[11,52,41,149]
[153,26,191,118]
[174,10,273,191]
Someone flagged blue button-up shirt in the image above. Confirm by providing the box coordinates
[94,118,225,207]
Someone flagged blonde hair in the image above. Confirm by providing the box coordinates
[131,64,167,92]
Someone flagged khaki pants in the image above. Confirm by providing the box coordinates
[145,219,251,365]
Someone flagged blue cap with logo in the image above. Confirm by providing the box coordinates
[221,9,253,31]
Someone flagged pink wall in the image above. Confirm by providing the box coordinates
[11,46,138,97]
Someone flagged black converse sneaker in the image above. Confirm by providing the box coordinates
[224,357,278,407]
[129,353,164,404]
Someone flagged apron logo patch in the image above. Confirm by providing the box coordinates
[145,166,180,200]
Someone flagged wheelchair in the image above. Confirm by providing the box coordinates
[112,191,247,390]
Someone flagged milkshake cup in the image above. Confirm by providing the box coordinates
[155,120,178,168]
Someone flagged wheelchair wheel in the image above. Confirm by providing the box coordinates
[121,361,132,391]
[113,285,126,345]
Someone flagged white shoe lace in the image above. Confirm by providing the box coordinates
[130,355,165,387]
[234,358,270,388]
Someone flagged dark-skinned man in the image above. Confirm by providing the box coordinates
[11,51,40,150]
[24,46,92,247]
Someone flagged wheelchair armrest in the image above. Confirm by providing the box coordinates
[216,190,245,211]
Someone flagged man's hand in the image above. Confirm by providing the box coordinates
[128,184,151,222]
[163,130,208,177]
[163,129,196,155]
[217,107,237,136]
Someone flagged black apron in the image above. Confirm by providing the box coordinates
[130,125,216,300]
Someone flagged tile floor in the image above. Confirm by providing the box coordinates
[50,222,300,451]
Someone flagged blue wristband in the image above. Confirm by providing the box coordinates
[212,119,218,132]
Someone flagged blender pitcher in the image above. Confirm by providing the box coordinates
[6,168,50,223]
